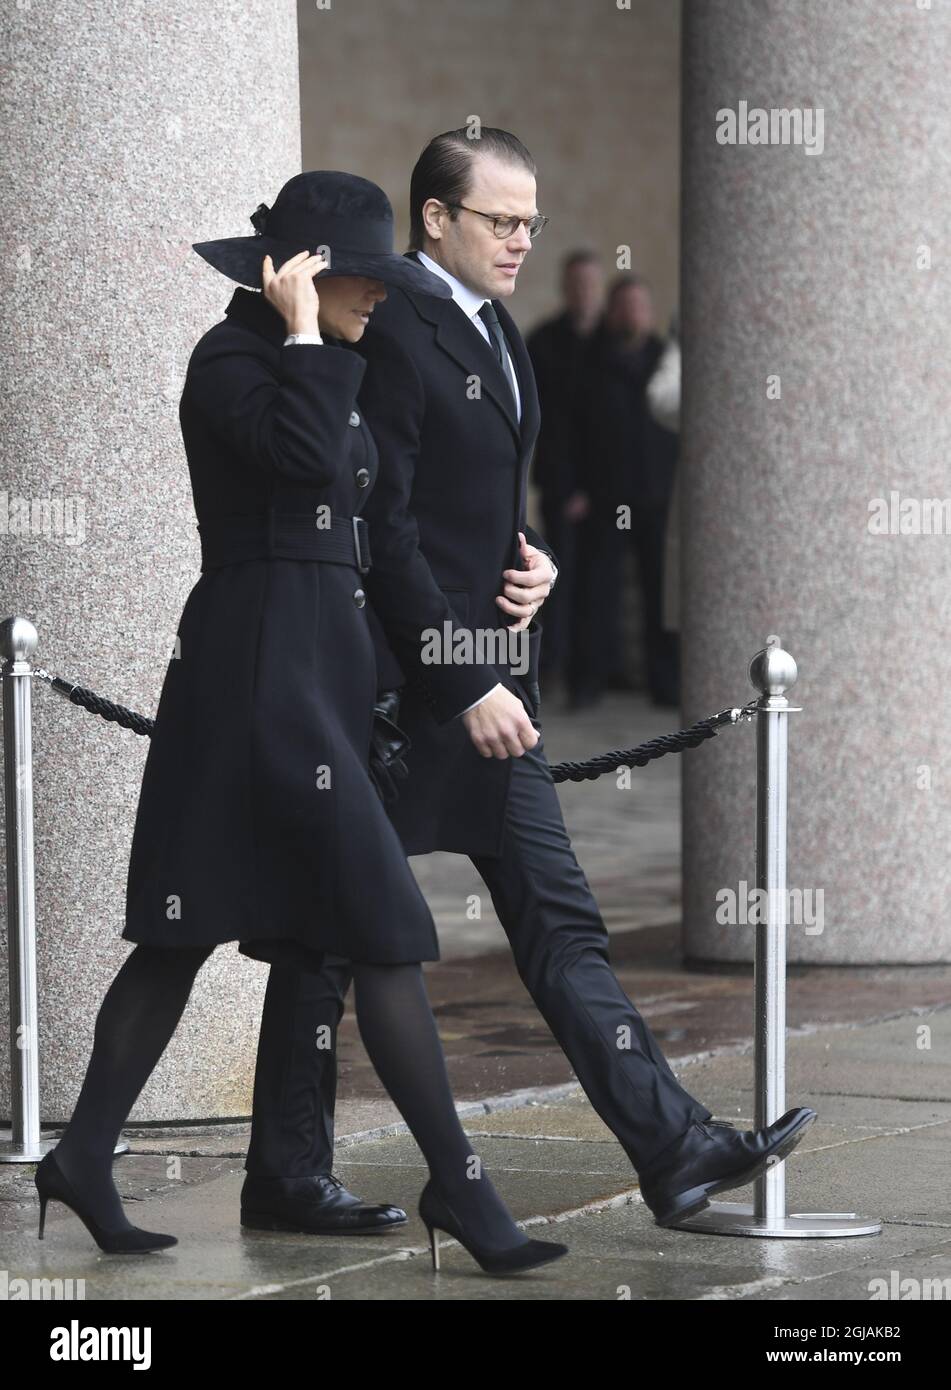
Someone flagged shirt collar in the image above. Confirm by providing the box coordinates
[416,249,487,322]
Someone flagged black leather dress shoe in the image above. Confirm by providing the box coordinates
[638,1106,818,1227]
[240,1175,408,1235]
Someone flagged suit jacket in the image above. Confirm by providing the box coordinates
[355,275,556,857]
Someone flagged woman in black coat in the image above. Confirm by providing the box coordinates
[35,173,565,1278]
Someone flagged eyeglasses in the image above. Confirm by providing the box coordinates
[443,202,549,240]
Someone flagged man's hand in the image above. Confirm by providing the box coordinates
[462,685,539,759]
[262,250,328,335]
[496,531,556,632]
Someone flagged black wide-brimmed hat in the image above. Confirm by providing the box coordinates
[192,170,451,299]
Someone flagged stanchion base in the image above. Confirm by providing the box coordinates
[670,1200,882,1238]
[0,1132,130,1163]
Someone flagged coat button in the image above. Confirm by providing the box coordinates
[353,588,367,609]
[355,467,370,488]
[349,410,360,426]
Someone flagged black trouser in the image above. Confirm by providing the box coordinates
[569,505,680,703]
[536,499,579,681]
[245,724,711,1179]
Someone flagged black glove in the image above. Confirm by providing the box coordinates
[368,688,412,805]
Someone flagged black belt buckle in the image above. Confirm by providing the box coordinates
[352,516,371,574]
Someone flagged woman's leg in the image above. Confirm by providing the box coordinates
[351,961,527,1253]
[52,942,215,1234]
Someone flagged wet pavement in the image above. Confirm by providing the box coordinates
[2,694,949,1300]
[2,1006,949,1301]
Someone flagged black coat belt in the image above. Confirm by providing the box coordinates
[198,511,371,573]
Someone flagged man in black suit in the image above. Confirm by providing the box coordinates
[240,129,815,1234]
[570,274,680,708]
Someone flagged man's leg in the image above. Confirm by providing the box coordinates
[470,728,712,1173]
[630,506,680,705]
[567,513,623,702]
[245,956,353,1178]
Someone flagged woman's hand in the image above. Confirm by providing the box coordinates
[262,250,328,336]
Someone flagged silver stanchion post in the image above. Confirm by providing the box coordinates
[753,633,794,1225]
[1,615,128,1161]
[0,616,52,1162]
[676,636,881,1237]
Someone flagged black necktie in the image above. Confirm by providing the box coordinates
[477,301,519,414]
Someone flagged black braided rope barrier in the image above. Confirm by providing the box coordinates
[548,709,740,784]
[42,675,155,737]
[33,669,748,785]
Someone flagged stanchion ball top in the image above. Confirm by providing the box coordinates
[749,640,798,697]
[0,616,38,663]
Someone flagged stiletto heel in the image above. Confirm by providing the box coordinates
[426,1220,440,1271]
[34,1150,178,1254]
[418,1178,567,1277]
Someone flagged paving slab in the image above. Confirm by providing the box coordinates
[3,1011,949,1302]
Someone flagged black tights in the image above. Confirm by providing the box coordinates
[54,944,523,1251]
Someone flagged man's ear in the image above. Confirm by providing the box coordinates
[421,197,447,242]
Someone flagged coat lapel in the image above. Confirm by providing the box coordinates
[410,293,522,441]
[403,255,522,442]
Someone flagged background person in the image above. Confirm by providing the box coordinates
[527,248,605,688]
[569,274,680,708]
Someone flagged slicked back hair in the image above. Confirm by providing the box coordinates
[408,127,537,251]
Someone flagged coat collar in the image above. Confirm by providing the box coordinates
[223,287,289,347]
[403,254,539,450]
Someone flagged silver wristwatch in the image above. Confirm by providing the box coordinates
[284,332,323,346]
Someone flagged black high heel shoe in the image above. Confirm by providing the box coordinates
[34,1151,178,1254]
[418,1178,567,1276]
